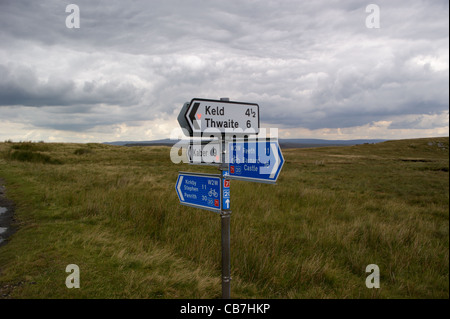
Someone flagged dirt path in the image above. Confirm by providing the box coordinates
[0,178,20,299]
[0,178,16,247]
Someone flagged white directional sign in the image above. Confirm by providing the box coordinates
[183,98,260,136]
[187,140,221,165]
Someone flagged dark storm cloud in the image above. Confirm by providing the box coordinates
[0,64,143,107]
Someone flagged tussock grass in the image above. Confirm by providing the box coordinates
[6,150,62,165]
[3,142,61,164]
[0,137,448,298]
[10,142,50,152]
[73,148,93,155]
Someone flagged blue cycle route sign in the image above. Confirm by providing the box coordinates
[175,172,222,212]
[227,140,284,184]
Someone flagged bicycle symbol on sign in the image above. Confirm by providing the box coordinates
[208,188,218,198]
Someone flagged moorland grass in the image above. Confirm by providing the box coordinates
[0,137,448,298]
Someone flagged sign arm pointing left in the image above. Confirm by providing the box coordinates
[177,176,184,201]
[188,102,201,131]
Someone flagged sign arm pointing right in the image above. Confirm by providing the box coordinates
[269,143,279,179]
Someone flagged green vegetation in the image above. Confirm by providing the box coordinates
[0,137,448,298]
[73,148,93,155]
[4,142,61,164]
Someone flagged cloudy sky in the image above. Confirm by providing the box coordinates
[0,0,448,142]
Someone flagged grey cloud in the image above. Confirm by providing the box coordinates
[0,104,147,132]
[0,64,75,106]
[388,111,449,130]
[0,0,448,136]
[0,64,144,107]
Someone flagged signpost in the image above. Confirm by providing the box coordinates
[175,97,283,299]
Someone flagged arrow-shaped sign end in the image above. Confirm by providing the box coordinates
[269,143,280,179]
[187,102,201,131]
[177,176,184,201]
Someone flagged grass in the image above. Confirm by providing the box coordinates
[4,142,61,164]
[0,137,448,299]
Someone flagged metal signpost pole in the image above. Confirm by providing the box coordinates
[221,193,231,299]
[219,98,231,299]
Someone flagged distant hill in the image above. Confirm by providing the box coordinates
[104,138,388,148]
[278,138,387,148]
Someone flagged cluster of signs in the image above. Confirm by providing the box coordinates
[175,98,284,212]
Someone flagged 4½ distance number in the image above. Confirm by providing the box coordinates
[245,108,256,118]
